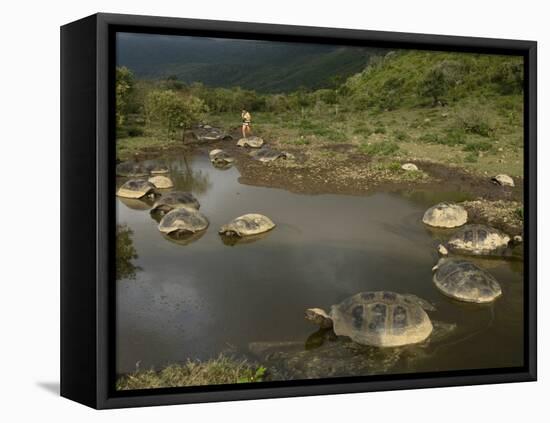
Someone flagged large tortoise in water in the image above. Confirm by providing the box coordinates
[432,258,502,303]
[151,191,200,215]
[116,179,158,199]
[447,224,510,256]
[422,202,468,228]
[305,291,435,347]
[219,213,275,237]
[148,175,174,189]
[209,149,235,166]
[158,208,209,237]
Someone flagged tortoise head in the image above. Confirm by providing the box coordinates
[305,308,333,329]
[432,257,448,272]
[219,225,239,237]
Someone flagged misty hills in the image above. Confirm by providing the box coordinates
[116,33,381,93]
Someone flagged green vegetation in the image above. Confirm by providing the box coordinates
[360,141,400,156]
[116,224,140,281]
[116,355,267,390]
[115,67,134,126]
[515,207,524,220]
[116,49,524,176]
[144,89,206,136]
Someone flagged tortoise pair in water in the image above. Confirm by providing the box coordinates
[158,209,276,240]
[423,202,516,256]
[116,162,169,178]
[116,177,175,199]
[305,262,500,349]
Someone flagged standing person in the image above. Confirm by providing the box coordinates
[241,109,252,138]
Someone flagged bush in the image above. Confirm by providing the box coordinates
[442,128,466,146]
[361,141,400,156]
[463,141,492,153]
[419,129,466,147]
[491,61,524,94]
[116,66,135,126]
[454,108,493,137]
[387,161,402,171]
[419,133,440,144]
[127,126,145,137]
[352,122,373,136]
[464,152,478,163]
[392,129,409,141]
[145,89,207,136]
[515,207,524,220]
[418,65,449,105]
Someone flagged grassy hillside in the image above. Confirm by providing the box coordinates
[117,48,524,178]
[343,50,523,109]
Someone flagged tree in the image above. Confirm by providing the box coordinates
[145,89,207,136]
[115,66,135,126]
[418,66,449,105]
[116,224,140,281]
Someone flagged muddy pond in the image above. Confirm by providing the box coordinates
[116,153,524,380]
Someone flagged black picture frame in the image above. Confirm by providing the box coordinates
[60,12,537,409]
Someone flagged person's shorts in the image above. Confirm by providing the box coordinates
[242,122,251,127]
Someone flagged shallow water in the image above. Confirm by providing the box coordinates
[116,153,524,378]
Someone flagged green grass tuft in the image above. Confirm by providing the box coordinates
[360,141,400,156]
[116,355,267,390]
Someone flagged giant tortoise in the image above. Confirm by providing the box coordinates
[305,291,435,347]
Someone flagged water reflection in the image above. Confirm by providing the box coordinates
[116,153,524,378]
[162,230,207,246]
[116,224,141,281]
[118,196,155,211]
[220,231,272,246]
[168,156,212,194]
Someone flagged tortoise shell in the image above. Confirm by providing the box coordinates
[330,291,433,347]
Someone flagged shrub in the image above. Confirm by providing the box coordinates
[515,207,524,220]
[387,161,402,171]
[464,152,478,163]
[127,126,145,137]
[442,128,466,146]
[361,141,400,156]
[418,66,449,105]
[116,66,135,126]
[419,133,440,144]
[392,129,409,141]
[454,108,493,137]
[352,122,373,136]
[463,141,492,153]
[491,61,524,94]
[145,89,207,136]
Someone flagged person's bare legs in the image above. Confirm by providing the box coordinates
[242,124,247,138]
[246,125,252,137]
